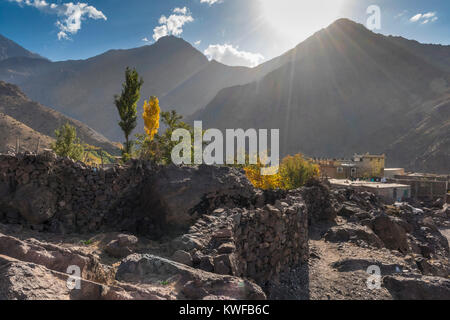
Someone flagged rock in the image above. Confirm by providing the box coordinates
[213,254,237,275]
[212,228,233,240]
[371,215,409,254]
[105,234,138,259]
[11,185,57,224]
[172,250,193,267]
[199,256,214,272]
[0,233,114,285]
[415,257,449,278]
[218,243,235,254]
[324,223,384,248]
[116,254,265,300]
[383,275,450,300]
[117,234,138,247]
[337,203,361,218]
[139,165,256,230]
[0,255,172,300]
[172,235,205,252]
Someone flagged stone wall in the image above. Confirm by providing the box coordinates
[0,152,145,234]
[0,152,309,286]
[170,191,309,287]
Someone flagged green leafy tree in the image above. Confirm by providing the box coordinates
[114,67,144,158]
[280,154,320,189]
[51,123,84,161]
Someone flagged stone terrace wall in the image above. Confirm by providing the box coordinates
[0,152,310,287]
[0,152,146,234]
[171,191,309,287]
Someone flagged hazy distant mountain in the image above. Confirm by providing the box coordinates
[192,19,450,173]
[0,81,119,154]
[0,34,45,61]
[0,35,279,142]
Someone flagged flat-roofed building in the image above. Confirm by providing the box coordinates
[389,173,448,202]
[329,179,411,203]
[313,153,385,179]
[353,153,385,178]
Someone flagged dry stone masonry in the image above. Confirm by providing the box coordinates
[0,152,310,288]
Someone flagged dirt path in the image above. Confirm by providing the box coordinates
[269,238,416,300]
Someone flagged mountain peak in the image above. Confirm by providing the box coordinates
[0,34,45,61]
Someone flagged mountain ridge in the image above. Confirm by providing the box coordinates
[0,81,119,155]
[190,19,450,173]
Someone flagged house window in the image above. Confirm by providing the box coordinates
[337,167,343,173]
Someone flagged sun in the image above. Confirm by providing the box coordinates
[261,0,345,42]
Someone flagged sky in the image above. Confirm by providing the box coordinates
[0,0,449,67]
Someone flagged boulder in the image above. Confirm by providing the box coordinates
[0,233,114,284]
[105,234,138,259]
[172,250,193,267]
[324,223,384,248]
[383,275,450,300]
[116,254,266,300]
[371,215,409,254]
[139,165,256,230]
[10,184,57,225]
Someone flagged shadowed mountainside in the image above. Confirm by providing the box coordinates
[191,19,450,173]
[0,36,280,141]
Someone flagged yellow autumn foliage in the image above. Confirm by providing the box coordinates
[244,153,320,190]
[142,96,160,141]
[244,159,283,190]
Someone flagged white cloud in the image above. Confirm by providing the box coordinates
[194,40,201,46]
[204,44,264,68]
[142,37,151,43]
[410,12,438,24]
[9,0,107,40]
[394,10,408,19]
[200,0,223,6]
[410,14,422,22]
[152,7,194,41]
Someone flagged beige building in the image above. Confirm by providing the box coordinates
[353,153,385,178]
[313,153,386,179]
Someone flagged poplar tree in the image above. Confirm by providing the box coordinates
[114,67,144,158]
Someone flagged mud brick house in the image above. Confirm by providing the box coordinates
[314,153,385,179]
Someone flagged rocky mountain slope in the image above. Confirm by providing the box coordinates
[0,81,119,154]
[0,112,53,154]
[386,93,450,173]
[192,19,450,173]
[0,34,44,61]
[387,35,450,72]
